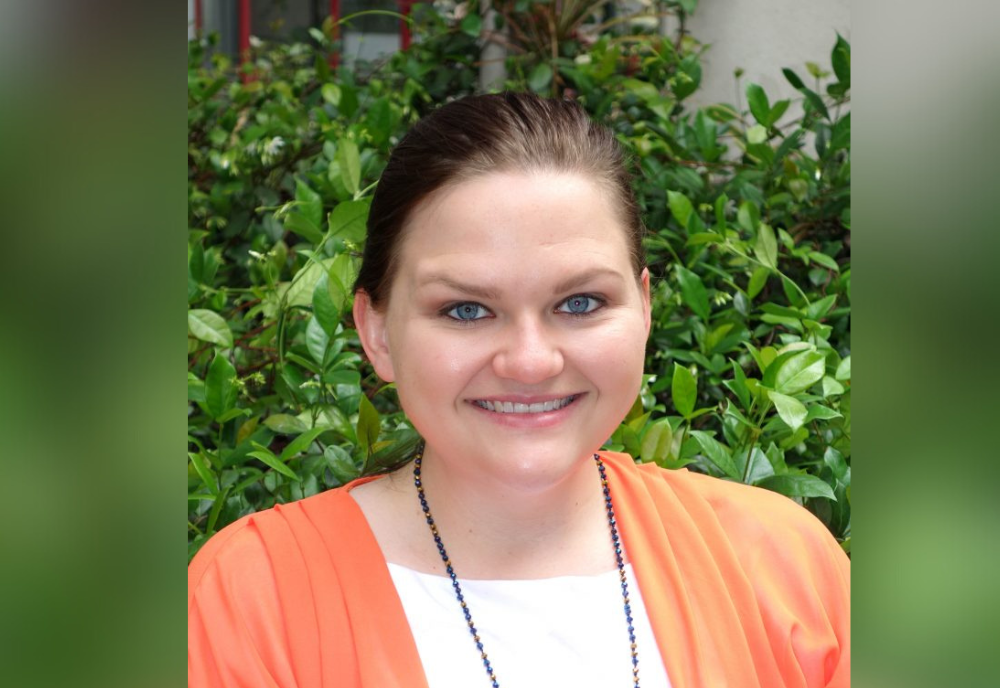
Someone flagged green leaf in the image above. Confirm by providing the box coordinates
[726,360,751,411]
[773,350,826,395]
[321,83,341,106]
[690,430,741,480]
[356,394,381,454]
[189,452,218,495]
[283,212,324,244]
[802,87,830,120]
[295,178,323,228]
[747,266,769,299]
[640,419,673,464]
[755,474,835,500]
[754,224,778,270]
[759,346,778,372]
[327,272,349,317]
[671,363,697,417]
[746,83,772,127]
[835,355,851,381]
[675,265,710,320]
[804,294,837,320]
[285,259,332,308]
[686,232,724,246]
[782,68,805,90]
[741,447,774,484]
[831,34,850,85]
[305,316,330,365]
[328,199,369,243]
[312,273,341,336]
[714,193,728,230]
[336,139,361,197]
[325,445,360,484]
[805,405,842,423]
[769,99,791,125]
[823,446,849,482]
[328,253,358,309]
[188,309,233,348]
[206,486,230,534]
[768,390,808,431]
[236,416,259,446]
[821,376,845,397]
[667,191,694,229]
[737,201,760,232]
[528,63,553,93]
[188,373,206,402]
[263,414,308,434]
[460,12,482,37]
[205,353,238,421]
[830,113,851,152]
[278,427,326,462]
[248,443,300,481]
[217,407,251,423]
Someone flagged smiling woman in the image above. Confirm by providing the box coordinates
[188,93,850,688]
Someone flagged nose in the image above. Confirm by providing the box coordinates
[492,316,564,384]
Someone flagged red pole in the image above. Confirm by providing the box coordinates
[400,1,413,51]
[329,0,341,69]
[239,0,252,82]
[194,0,203,35]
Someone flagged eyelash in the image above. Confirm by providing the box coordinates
[440,294,606,323]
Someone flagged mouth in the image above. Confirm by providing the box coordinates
[471,394,581,415]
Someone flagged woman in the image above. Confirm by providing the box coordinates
[188,92,850,688]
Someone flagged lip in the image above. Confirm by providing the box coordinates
[466,393,584,428]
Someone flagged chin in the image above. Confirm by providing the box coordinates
[484,443,599,493]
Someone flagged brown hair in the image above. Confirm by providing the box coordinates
[354,91,645,307]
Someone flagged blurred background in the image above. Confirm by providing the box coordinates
[0,1,997,687]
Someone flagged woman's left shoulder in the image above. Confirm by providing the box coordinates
[603,451,846,561]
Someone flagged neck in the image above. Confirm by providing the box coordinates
[398,446,615,579]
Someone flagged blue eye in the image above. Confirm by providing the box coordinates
[558,294,602,315]
[446,302,489,321]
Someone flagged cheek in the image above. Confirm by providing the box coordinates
[388,327,489,391]
[575,318,647,390]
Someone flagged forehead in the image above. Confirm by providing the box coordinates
[393,170,633,276]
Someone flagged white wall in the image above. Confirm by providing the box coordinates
[682,0,850,109]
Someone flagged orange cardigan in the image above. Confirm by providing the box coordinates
[188,452,850,687]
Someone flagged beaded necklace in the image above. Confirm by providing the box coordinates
[412,447,641,687]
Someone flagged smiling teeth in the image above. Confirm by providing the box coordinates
[474,396,576,414]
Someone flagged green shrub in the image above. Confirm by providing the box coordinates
[187,11,850,560]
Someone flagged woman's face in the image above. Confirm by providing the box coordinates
[355,170,650,491]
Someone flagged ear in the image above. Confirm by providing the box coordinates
[353,290,396,382]
[639,268,652,337]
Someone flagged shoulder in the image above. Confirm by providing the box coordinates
[602,452,850,686]
[188,485,361,603]
[601,451,847,571]
[188,486,376,687]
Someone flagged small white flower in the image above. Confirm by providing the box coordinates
[575,54,592,65]
[249,36,263,48]
[264,136,284,157]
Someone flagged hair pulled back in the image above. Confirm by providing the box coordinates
[354,91,645,307]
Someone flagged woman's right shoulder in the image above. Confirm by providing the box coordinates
[187,484,361,599]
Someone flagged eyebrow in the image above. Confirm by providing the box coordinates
[552,268,626,295]
[416,276,501,300]
[417,268,626,300]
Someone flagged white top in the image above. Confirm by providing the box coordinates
[387,562,672,688]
